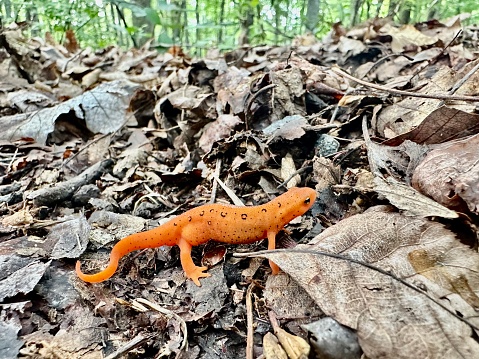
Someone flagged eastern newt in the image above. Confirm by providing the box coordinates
[76,187,316,286]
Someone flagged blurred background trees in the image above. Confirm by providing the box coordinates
[1,0,477,53]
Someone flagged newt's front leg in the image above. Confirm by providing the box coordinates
[267,231,280,275]
[177,238,211,286]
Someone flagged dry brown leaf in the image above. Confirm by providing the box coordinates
[256,210,479,358]
[198,114,242,153]
[271,67,306,119]
[384,106,479,146]
[1,80,141,144]
[44,216,91,259]
[375,67,452,138]
[214,66,251,114]
[337,36,366,56]
[408,249,479,308]
[265,272,323,321]
[0,260,52,302]
[412,134,479,214]
[380,23,438,53]
[312,156,340,191]
[374,176,458,218]
[363,116,429,183]
[363,117,458,217]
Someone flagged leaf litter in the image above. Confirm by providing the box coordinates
[1,16,479,359]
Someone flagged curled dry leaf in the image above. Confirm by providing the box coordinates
[375,67,453,138]
[263,332,288,359]
[1,208,34,227]
[363,116,429,183]
[274,326,310,359]
[281,153,301,188]
[412,134,479,214]
[257,210,479,358]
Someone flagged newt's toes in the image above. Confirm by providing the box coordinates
[188,266,212,286]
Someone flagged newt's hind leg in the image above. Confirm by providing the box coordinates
[177,238,211,286]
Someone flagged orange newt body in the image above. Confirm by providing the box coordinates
[76,187,316,286]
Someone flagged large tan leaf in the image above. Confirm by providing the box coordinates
[253,210,479,358]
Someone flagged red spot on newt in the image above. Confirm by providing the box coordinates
[76,187,316,286]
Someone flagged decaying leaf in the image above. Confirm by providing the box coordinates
[198,114,242,153]
[255,210,479,358]
[281,153,301,188]
[363,116,429,183]
[384,106,479,146]
[43,216,91,259]
[263,114,309,141]
[374,176,458,218]
[380,23,438,53]
[1,80,142,145]
[412,133,479,214]
[0,259,51,302]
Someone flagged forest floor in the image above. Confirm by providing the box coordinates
[1,16,479,359]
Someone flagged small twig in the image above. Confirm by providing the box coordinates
[277,166,312,189]
[132,184,163,215]
[235,248,479,331]
[268,310,281,333]
[210,157,222,204]
[447,59,479,96]
[246,282,256,359]
[6,147,19,173]
[104,332,154,359]
[212,174,245,206]
[62,133,112,168]
[332,67,479,101]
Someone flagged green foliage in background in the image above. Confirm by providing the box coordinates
[1,0,478,52]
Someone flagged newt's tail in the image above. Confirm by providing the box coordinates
[76,255,120,283]
[75,228,175,283]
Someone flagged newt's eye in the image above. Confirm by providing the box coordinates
[304,197,311,204]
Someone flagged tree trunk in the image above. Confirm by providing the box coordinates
[305,0,320,32]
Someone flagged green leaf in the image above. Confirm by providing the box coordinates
[145,8,162,25]
[157,31,173,45]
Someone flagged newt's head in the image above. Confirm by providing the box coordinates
[276,187,316,225]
